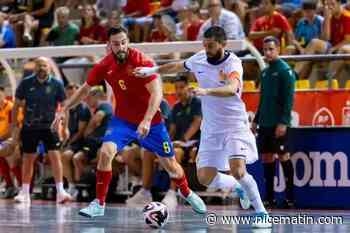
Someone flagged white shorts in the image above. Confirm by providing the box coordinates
[197,130,258,171]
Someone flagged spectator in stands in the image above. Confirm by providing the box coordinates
[9,0,55,46]
[175,1,203,41]
[11,57,72,204]
[294,0,350,87]
[248,0,295,53]
[79,4,108,45]
[122,0,152,42]
[45,7,80,47]
[95,0,127,19]
[197,0,245,40]
[223,0,248,26]
[0,12,16,48]
[252,36,296,208]
[61,84,91,198]
[149,13,174,42]
[104,10,123,30]
[288,0,323,55]
[69,86,112,194]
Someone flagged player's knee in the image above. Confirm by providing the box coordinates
[197,169,211,186]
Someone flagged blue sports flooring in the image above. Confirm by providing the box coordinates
[0,200,348,233]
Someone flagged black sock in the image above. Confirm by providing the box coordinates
[263,162,275,203]
[281,160,294,201]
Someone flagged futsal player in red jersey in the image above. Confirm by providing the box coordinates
[53,26,206,217]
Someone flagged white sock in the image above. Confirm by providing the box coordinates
[208,172,240,190]
[141,188,151,197]
[22,183,30,195]
[238,173,266,213]
[56,182,65,194]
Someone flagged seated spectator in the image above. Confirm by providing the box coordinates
[248,0,295,53]
[45,7,80,63]
[104,10,123,30]
[9,0,55,46]
[174,1,203,41]
[197,0,245,40]
[45,7,79,47]
[61,84,91,198]
[294,0,350,87]
[0,12,16,48]
[287,0,323,54]
[67,86,112,195]
[95,0,127,19]
[122,0,152,42]
[79,4,108,45]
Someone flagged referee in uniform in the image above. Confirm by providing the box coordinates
[252,36,296,208]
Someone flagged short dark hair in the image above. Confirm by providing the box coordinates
[175,74,189,84]
[302,0,317,10]
[108,26,128,38]
[0,86,5,92]
[203,26,227,44]
[263,36,280,46]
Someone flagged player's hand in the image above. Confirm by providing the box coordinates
[137,119,151,139]
[275,124,287,138]
[51,110,67,132]
[190,87,208,96]
[133,67,159,78]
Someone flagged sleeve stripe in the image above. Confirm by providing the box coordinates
[184,61,191,71]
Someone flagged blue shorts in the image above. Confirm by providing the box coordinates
[103,117,174,157]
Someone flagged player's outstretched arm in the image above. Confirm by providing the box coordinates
[134,62,185,78]
[52,83,91,131]
[192,71,240,97]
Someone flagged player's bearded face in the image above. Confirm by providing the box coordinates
[109,33,129,64]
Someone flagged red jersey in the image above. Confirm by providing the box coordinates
[86,48,162,125]
[149,30,168,42]
[330,10,350,46]
[250,11,292,51]
[79,23,108,43]
[123,0,150,16]
[187,20,204,41]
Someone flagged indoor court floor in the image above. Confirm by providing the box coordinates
[0,200,348,233]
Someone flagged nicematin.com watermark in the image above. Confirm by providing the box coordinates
[205,213,344,225]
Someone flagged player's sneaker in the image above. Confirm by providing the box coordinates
[235,185,251,210]
[161,189,178,211]
[14,190,31,204]
[79,199,105,218]
[67,186,79,200]
[56,191,73,204]
[180,190,207,214]
[126,188,152,206]
[252,212,272,228]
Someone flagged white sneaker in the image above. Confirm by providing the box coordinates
[126,188,152,206]
[56,191,73,204]
[14,190,31,204]
[161,190,178,211]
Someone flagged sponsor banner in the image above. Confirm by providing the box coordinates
[247,127,350,208]
[243,90,350,126]
[166,90,350,126]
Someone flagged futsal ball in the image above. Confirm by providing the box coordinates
[143,202,169,228]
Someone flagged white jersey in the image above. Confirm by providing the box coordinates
[184,50,249,135]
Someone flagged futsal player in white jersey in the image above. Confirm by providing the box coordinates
[134,26,271,228]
